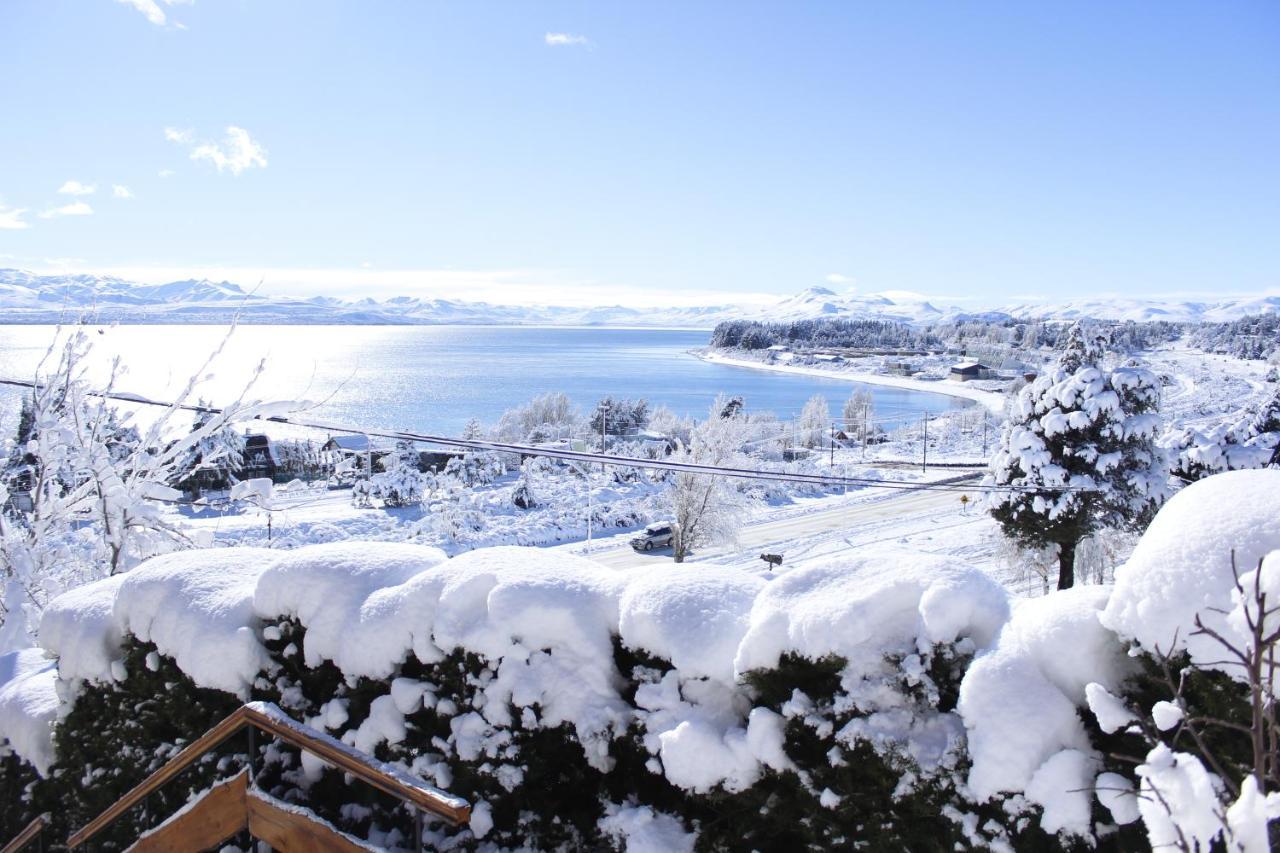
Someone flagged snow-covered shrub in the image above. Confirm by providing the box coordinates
[367,441,425,507]
[1164,385,1280,483]
[1,538,1076,851]
[1088,470,1280,850]
[955,471,1280,850]
[444,451,505,487]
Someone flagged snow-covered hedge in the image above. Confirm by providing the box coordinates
[3,470,1278,850]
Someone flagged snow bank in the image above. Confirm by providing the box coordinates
[734,548,1008,678]
[1100,469,1280,668]
[959,586,1132,836]
[39,573,127,684]
[0,648,59,774]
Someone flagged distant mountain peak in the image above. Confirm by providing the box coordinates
[0,269,1274,329]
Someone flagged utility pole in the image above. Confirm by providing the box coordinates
[830,420,835,467]
[862,402,869,460]
[587,402,609,548]
[922,412,929,473]
[981,411,989,457]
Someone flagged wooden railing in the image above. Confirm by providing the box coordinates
[0,814,48,853]
[67,700,470,849]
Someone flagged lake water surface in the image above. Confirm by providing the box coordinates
[0,325,969,437]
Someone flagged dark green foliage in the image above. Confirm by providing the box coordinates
[0,750,44,841]
[46,637,243,849]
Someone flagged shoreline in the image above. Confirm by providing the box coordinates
[696,349,1007,414]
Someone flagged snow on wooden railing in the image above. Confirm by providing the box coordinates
[66,700,471,849]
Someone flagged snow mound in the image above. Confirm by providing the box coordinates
[0,648,59,775]
[959,585,1131,833]
[254,541,448,679]
[598,802,696,853]
[428,547,630,765]
[114,548,279,696]
[734,548,1008,677]
[618,566,765,684]
[1100,469,1280,667]
[39,574,128,684]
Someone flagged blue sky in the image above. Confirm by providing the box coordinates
[0,1,1276,307]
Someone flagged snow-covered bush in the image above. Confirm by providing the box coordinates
[2,539,1045,851]
[988,325,1168,589]
[367,441,425,507]
[1164,385,1280,482]
[1086,470,1280,851]
[956,470,1280,850]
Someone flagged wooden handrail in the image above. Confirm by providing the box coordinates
[1,814,48,853]
[67,700,470,849]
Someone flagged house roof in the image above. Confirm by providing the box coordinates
[951,362,988,371]
[324,434,371,452]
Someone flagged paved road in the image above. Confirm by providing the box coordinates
[588,483,979,569]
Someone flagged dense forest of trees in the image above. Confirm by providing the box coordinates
[1189,313,1280,360]
[709,318,940,350]
[710,315,1193,355]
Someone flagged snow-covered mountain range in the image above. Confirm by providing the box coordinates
[0,271,1275,328]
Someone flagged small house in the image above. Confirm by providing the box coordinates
[949,362,992,382]
[884,359,916,376]
[322,435,371,455]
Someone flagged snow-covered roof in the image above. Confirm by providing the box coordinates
[324,434,371,452]
[950,362,987,371]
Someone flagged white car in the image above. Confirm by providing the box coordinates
[630,522,674,551]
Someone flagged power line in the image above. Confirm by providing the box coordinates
[0,377,1082,495]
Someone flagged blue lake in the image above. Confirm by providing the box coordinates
[0,325,968,437]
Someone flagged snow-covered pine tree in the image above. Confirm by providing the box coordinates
[173,398,245,495]
[987,324,1168,589]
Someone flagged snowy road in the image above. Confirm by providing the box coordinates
[586,480,980,569]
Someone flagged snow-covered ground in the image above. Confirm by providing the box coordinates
[697,349,1008,413]
[150,342,1276,606]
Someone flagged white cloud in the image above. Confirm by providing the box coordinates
[166,126,268,175]
[115,0,191,27]
[113,185,134,199]
[545,32,590,47]
[38,201,94,219]
[0,205,30,230]
[158,169,176,179]
[824,273,853,285]
[58,180,96,196]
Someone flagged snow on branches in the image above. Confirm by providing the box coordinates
[0,327,287,651]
